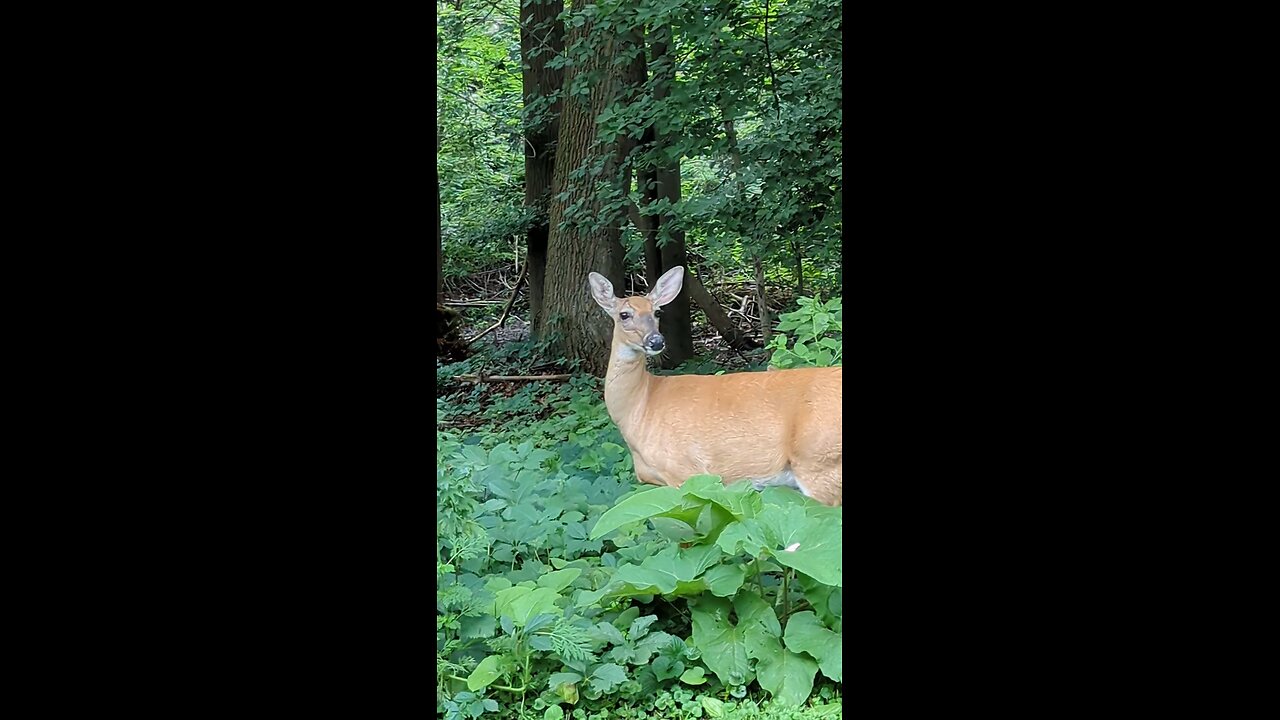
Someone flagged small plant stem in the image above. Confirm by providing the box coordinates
[520,642,532,714]
[781,567,790,615]
[777,599,811,622]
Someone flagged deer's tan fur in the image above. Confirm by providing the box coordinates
[588,267,842,506]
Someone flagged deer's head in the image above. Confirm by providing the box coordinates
[588,266,684,357]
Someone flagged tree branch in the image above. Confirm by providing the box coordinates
[762,0,783,119]
[452,373,572,383]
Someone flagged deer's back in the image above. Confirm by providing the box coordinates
[628,365,842,483]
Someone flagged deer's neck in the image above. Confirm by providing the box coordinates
[603,339,654,435]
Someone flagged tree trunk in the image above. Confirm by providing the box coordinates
[638,158,661,284]
[435,134,444,306]
[793,238,804,296]
[540,15,629,376]
[649,27,693,368]
[656,169,692,367]
[520,0,565,333]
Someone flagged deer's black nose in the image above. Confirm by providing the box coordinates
[645,333,665,351]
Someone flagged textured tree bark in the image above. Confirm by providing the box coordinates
[540,16,628,376]
[637,163,661,284]
[793,238,804,296]
[520,0,565,333]
[656,172,693,367]
[649,27,693,368]
[435,133,444,306]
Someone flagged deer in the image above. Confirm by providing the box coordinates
[588,266,842,507]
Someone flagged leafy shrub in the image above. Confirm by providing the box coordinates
[766,297,842,370]
[587,476,842,706]
[437,363,842,719]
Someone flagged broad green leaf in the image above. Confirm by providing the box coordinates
[752,634,819,706]
[714,519,768,556]
[459,614,495,639]
[574,586,609,608]
[544,705,565,720]
[612,565,677,594]
[679,666,708,685]
[758,504,809,548]
[628,614,658,640]
[760,487,811,509]
[606,645,634,664]
[679,474,724,496]
[604,544,724,599]
[493,586,560,626]
[690,597,752,687]
[796,573,841,628]
[590,487,684,539]
[654,500,709,530]
[591,621,627,647]
[756,503,843,587]
[703,564,746,597]
[466,655,502,691]
[652,655,684,680]
[484,576,513,593]
[524,612,556,634]
[547,672,582,690]
[687,478,762,520]
[588,663,628,693]
[774,524,842,588]
[612,606,640,629]
[701,696,726,718]
[735,592,781,639]
[649,516,698,542]
[537,568,582,593]
[783,611,842,681]
[695,501,736,538]
[663,544,723,581]
[633,630,677,664]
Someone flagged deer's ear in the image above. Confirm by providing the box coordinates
[588,272,617,312]
[648,266,684,307]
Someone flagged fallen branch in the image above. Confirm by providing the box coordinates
[452,374,572,383]
[465,261,529,347]
[685,270,760,351]
[445,300,505,307]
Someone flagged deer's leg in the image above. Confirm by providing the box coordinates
[791,411,841,506]
[792,461,842,507]
[631,453,665,486]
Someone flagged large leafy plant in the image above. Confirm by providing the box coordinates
[586,476,842,706]
[766,296,842,369]
[438,361,843,717]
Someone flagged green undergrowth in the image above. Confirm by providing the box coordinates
[437,341,842,719]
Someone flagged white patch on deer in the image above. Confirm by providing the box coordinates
[752,468,800,491]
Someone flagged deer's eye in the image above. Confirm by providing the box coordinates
[619,311,631,320]
[654,308,663,318]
